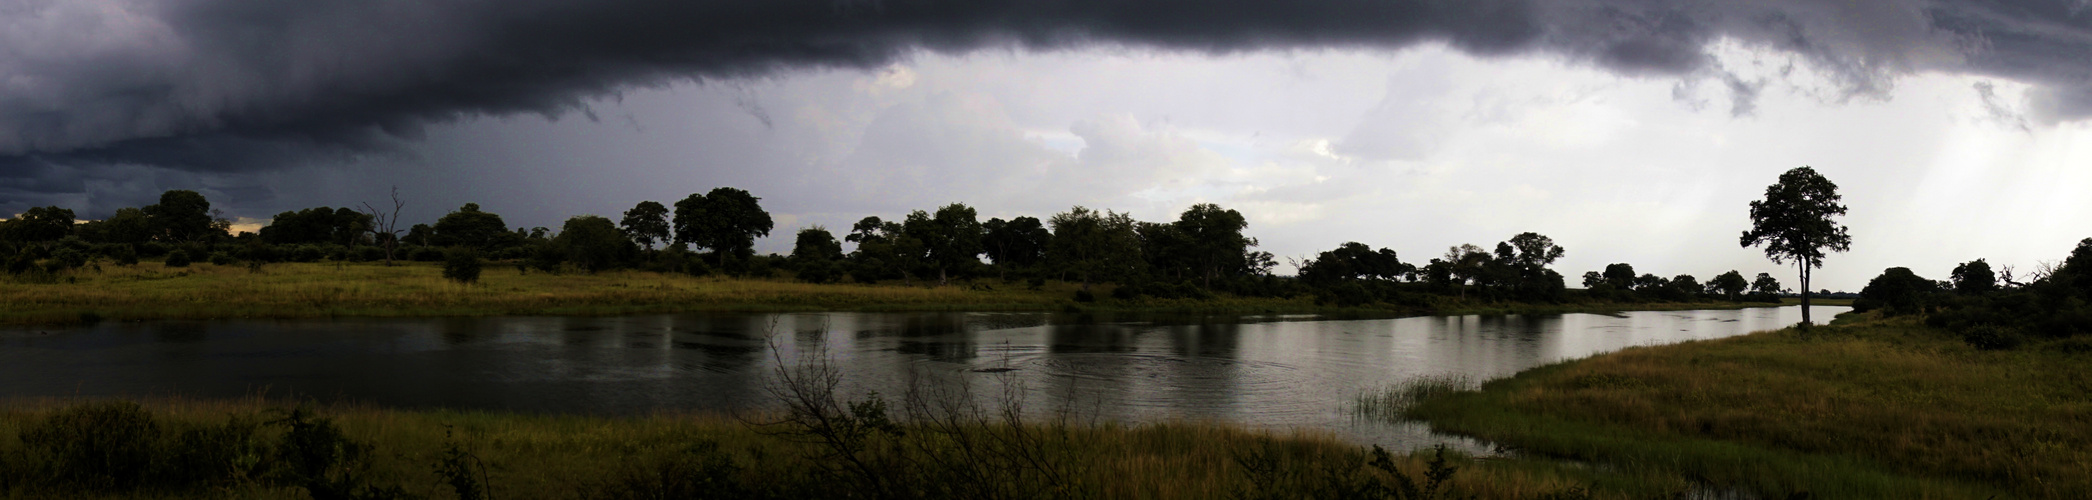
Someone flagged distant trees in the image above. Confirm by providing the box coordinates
[1742,166,1852,325]
[260,208,371,246]
[1298,242,1407,285]
[0,206,74,244]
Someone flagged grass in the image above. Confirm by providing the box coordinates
[0,261,1797,327]
[1399,312,2092,499]
[0,397,1672,499]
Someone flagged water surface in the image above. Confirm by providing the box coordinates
[0,305,1844,449]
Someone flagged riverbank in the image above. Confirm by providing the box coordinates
[1398,313,2091,499]
[0,396,1677,499]
[0,261,1806,327]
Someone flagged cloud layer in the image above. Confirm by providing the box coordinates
[5,0,2092,176]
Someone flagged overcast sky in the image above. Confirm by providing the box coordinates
[8,0,2092,291]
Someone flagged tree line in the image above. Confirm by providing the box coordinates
[1,187,1796,308]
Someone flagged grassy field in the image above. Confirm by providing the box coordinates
[0,396,1684,499]
[0,261,1800,327]
[1395,313,2092,499]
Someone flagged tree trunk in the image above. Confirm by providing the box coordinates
[1799,260,1812,327]
[939,267,948,287]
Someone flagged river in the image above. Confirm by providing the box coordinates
[0,305,1845,449]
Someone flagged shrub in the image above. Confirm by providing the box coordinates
[51,247,89,270]
[1963,324,2023,351]
[354,246,386,262]
[21,401,163,490]
[165,250,192,268]
[444,247,483,285]
[1073,289,1095,302]
[208,252,234,266]
[108,244,139,266]
[411,246,446,262]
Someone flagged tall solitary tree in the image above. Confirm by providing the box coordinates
[1741,166,1852,326]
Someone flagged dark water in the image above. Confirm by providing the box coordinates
[0,306,1844,450]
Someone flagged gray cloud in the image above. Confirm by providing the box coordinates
[7,0,2092,208]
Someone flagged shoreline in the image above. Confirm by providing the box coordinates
[0,261,1836,327]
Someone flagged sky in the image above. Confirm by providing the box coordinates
[7,0,2092,291]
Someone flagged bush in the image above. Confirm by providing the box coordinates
[208,252,234,266]
[138,241,169,258]
[21,401,163,491]
[359,246,387,262]
[1962,324,2024,351]
[51,247,89,270]
[107,244,139,266]
[411,246,446,262]
[444,247,483,285]
[1073,289,1095,302]
[164,250,192,268]
[291,245,325,263]
[796,259,839,284]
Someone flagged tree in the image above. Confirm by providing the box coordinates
[359,187,405,264]
[791,227,845,284]
[1708,270,1750,301]
[1505,232,1565,269]
[674,188,774,267]
[620,201,671,250]
[145,190,214,242]
[1444,244,1491,297]
[434,203,511,249]
[1175,203,1255,288]
[554,215,638,273]
[1741,166,1852,326]
[909,203,984,286]
[1751,273,1783,295]
[1581,271,1605,288]
[1299,242,1407,285]
[1859,267,1939,315]
[1047,206,1142,291]
[1671,274,1702,299]
[1602,263,1637,290]
[1950,259,1996,295]
[982,216,1049,277]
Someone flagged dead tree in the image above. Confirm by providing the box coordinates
[360,187,406,265]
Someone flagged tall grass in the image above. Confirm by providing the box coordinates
[1402,313,2089,498]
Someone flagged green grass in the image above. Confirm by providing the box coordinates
[0,261,1794,327]
[1399,313,2092,499]
[0,397,1673,499]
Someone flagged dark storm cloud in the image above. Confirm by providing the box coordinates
[4,0,2092,192]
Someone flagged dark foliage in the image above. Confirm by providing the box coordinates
[445,247,483,285]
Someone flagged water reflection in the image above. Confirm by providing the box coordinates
[0,306,1843,450]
